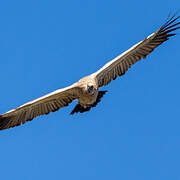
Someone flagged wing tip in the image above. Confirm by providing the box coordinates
[0,115,10,131]
[160,13,180,34]
[0,115,22,131]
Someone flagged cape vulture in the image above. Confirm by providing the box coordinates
[0,14,179,130]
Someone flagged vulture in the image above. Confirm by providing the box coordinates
[0,14,179,130]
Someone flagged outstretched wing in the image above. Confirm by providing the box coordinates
[93,15,180,88]
[0,84,79,130]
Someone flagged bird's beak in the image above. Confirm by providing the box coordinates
[88,85,94,92]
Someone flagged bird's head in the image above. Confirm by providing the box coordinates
[78,76,97,94]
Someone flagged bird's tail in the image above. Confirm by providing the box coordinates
[70,91,107,114]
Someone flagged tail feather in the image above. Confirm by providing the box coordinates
[70,91,107,114]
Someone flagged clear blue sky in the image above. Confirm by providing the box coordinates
[0,0,180,180]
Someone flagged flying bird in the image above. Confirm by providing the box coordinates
[0,15,179,130]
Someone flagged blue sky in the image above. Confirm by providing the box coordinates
[0,0,180,179]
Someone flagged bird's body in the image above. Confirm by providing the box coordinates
[77,75,98,107]
[0,14,179,130]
